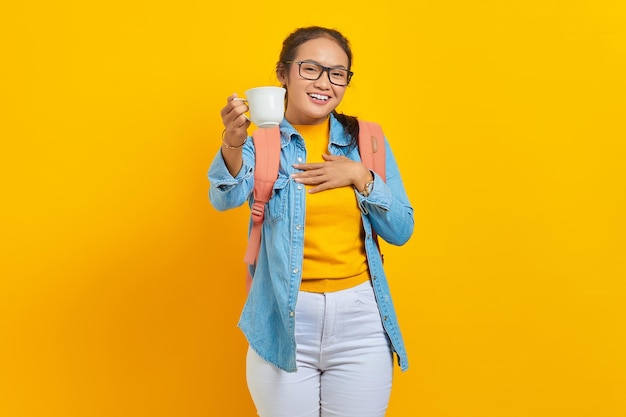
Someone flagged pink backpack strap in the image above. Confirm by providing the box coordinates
[357,120,386,182]
[358,120,386,262]
[243,126,281,267]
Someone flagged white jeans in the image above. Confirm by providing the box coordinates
[246,280,394,417]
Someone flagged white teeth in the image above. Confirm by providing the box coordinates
[309,93,329,101]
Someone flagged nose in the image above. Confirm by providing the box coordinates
[313,69,332,88]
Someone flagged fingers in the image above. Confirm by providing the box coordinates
[321,154,349,162]
[292,162,325,171]
[293,155,348,172]
[291,163,345,193]
[292,157,367,193]
[220,94,250,147]
[296,176,345,194]
[221,94,250,128]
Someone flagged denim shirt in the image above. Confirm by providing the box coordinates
[208,115,414,373]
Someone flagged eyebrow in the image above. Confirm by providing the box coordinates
[297,59,349,70]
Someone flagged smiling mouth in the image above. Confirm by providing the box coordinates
[308,93,329,101]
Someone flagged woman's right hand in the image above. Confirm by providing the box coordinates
[220,93,251,149]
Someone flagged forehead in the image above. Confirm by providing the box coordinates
[294,37,349,68]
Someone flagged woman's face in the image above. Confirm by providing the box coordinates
[279,37,350,125]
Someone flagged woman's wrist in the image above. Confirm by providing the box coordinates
[354,169,375,196]
[221,129,246,150]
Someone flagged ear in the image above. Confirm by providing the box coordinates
[276,63,287,84]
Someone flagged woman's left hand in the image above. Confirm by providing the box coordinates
[292,154,373,194]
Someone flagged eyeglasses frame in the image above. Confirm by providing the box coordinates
[284,60,354,86]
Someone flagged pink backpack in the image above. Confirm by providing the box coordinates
[243,120,387,292]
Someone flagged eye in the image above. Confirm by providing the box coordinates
[331,69,347,79]
[301,63,320,73]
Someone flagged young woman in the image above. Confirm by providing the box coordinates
[209,26,414,417]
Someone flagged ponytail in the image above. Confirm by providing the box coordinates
[332,110,359,148]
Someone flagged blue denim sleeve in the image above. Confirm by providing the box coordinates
[356,138,414,246]
[208,138,255,211]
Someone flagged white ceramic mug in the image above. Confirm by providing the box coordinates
[233,86,286,128]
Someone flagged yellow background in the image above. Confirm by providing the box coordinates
[2,1,625,416]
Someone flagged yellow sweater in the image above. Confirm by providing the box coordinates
[294,119,370,293]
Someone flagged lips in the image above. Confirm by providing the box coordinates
[308,93,330,101]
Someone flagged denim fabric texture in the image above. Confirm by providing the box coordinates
[208,114,414,373]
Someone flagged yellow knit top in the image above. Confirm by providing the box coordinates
[294,118,370,293]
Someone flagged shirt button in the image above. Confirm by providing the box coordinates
[296,225,302,230]
[292,268,299,274]
[297,157,303,163]
[289,311,295,317]
[297,185,303,190]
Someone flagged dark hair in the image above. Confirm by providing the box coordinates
[277,26,360,145]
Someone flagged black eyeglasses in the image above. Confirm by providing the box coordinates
[285,60,353,86]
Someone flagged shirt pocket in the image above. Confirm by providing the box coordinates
[266,175,290,223]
